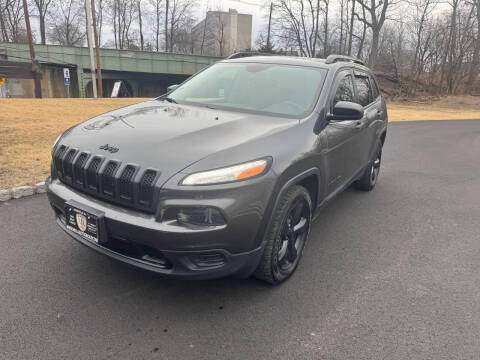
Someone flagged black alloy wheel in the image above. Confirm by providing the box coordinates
[276,197,310,274]
[254,185,312,284]
[354,140,383,191]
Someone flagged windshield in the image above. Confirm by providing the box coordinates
[167,62,327,118]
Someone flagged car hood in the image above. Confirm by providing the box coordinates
[59,100,295,183]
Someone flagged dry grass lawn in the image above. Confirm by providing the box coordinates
[1,96,480,189]
[0,98,148,189]
[388,95,480,121]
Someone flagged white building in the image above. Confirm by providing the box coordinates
[192,9,252,57]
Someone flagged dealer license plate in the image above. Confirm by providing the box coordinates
[65,205,100,243]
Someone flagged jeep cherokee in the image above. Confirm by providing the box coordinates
[47,54,388,284]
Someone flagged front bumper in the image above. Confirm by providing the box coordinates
[47,176,274,279]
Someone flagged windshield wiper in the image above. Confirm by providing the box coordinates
[164,97,177,104]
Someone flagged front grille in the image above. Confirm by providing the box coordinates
[73,153,89,186]
[86,157,103,191]
[54,145,68,176]
[139,170,157,207]
[102,161,119,197]
[52,146,160,213]
[119,165,136,202]
[63,148,77,182]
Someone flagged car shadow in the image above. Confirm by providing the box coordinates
[68,185,376,306]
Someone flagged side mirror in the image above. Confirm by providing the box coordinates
[167,84,179,93]
[328,101,364,121]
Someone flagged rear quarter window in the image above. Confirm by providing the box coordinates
[354,75,373,107]
[370,75,380,99]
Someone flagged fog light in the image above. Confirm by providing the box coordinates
[190,253,226,268]
[177,207,225,226]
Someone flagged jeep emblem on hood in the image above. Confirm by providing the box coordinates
[99,144,119,153]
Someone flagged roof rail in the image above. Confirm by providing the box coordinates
[226,51,275,60]
[325,54,365,66]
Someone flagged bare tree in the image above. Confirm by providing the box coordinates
[406,0,437,95]
[33,0,52,44]
[449,3,476,92]
[446,0,459,93]
[148,0,162,51]
[0,0,10,42]
[164,0,168,50]
[165,0,196,52]
[257,0,478,95]
[94,0,104,45]
[198,1,208,54]
[48,0,85,46]
[275,0,322,57]
[108,0,137,49]
[355,0,396,68]
[322,0,329,55]
[339,0,346,53]
[213,10,227,56]
[376,22,407,77]
[1,0,27,42]
[467,0,480,90]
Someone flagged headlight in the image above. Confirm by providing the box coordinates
[181,158,269,185]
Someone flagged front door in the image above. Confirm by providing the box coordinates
[324,69,366,194]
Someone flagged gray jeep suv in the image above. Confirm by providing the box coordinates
[47,54,387,284]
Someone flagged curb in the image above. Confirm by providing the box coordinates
[0,182,46,202]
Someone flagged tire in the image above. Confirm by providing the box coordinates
[354,140,382,191]
[254,185,312,284]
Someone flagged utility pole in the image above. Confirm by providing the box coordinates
[138,1,144,51]
[347,0,355,56]
[165,0,169,52]
[85,0,98,98]
[266,2,273,51]
[22,0,41,98]
[90,0,103,97]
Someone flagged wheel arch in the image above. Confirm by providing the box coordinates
[297,173,319,212]
[276,168,321,213]
[254,167,322,250]
[380,129,387,146]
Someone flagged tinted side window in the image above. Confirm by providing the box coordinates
[334,75,355,103]
[370,76,380,99]
[354,75,373,107]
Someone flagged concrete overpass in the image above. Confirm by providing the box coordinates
[0,43,221,98]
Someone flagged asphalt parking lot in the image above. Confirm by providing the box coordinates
[1,120,480,360]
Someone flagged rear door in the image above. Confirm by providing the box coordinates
[352,70,381,165]
[324,69,366,194]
